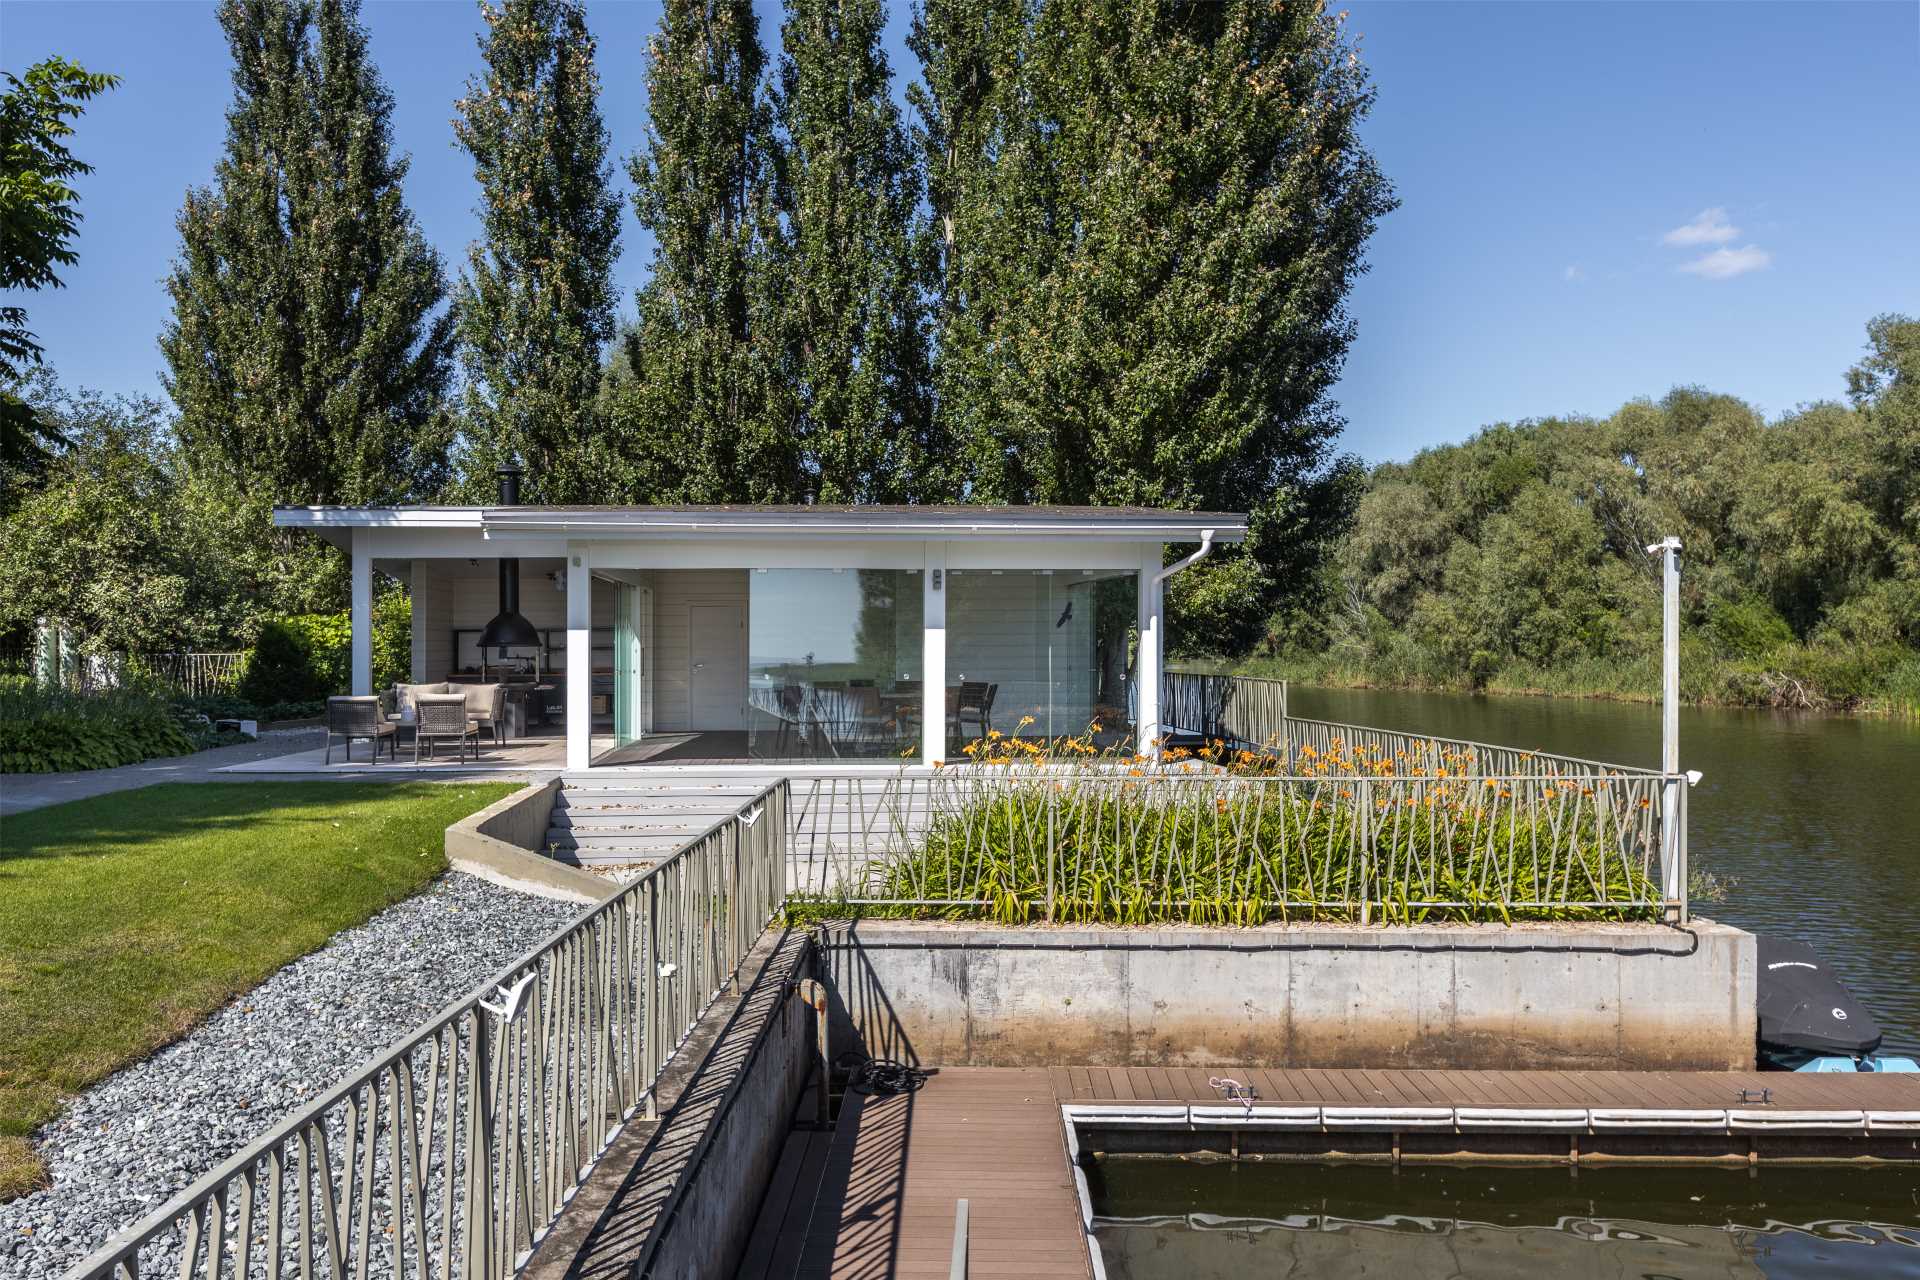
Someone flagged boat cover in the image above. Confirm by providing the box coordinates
[1757,935,1881,1059]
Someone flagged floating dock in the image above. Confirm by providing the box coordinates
[736,1064,1920,1279]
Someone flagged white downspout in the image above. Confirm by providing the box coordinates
[1139,530,1216,758]
[1153,529,1216,586]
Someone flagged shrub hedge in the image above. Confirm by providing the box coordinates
[0,682,201,774]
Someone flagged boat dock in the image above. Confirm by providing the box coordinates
[735,1063,1920,1279]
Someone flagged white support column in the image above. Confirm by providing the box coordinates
[1136,543,1164,758]
[566,543,592,771]
[350,529,373,695]
[922,542,947,766]
[408,559,428,683]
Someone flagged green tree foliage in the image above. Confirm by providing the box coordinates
[1268,317,1920,710]
[912,0,1392,647]
[452,0,622,502]
[0,56,118,472]
[775,0,944,502]
[0,375,249,656]
[609,0,801,502]
[161,0,454,509]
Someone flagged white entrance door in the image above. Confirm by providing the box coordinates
[688,603,746,729]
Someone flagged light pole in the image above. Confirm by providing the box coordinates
[1645,536,1688,920]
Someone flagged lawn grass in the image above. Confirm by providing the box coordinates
[0,781,517,1200]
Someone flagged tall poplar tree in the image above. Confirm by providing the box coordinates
[612,0,799,503]
[453,0,621,503]
[162,0,454,510]
[907,0,1029,499]
[914,0,1393,647]
[776,0,943,503]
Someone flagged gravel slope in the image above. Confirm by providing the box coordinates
[0,873,582,1278]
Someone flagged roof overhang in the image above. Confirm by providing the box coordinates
[272,504,1249,549]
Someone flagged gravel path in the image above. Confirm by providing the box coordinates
[0,873,582,1278]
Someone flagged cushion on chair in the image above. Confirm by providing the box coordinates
[462,683,501,718]
[395,682,451,719]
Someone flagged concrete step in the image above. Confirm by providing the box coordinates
[549,805,748,825]
[545,833,704,855]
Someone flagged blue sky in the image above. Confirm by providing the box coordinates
[2,0,1915,463]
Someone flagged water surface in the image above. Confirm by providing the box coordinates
[1090,1160,1920,1279]
[1287,686,1920,1056]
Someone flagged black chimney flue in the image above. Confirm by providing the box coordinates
[478,463,540,650]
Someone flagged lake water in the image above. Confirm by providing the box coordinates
[1287,685,1920,1056]
[1089,1161,1920,1279]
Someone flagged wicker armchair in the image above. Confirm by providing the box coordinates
[463,682,508,746]
[414,693,479,763]
[325,696,396,764]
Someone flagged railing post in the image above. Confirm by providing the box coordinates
[1356,776,1371,925]
[1045,784,1057,924]
[1280,679,1288,753]
[950,1198,969,1280]
[644,880,660,1120]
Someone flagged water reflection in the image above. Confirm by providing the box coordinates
[1089,1161,1920,1279]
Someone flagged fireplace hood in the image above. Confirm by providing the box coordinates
[478,465,541,650]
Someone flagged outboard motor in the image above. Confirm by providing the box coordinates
[1755,936,1915,1072]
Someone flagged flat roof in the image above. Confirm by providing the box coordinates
[272,503,1247,543]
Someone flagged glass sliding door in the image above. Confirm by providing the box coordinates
[945,568,1137,757]
[611,580,650,748]
[745,569,923,760]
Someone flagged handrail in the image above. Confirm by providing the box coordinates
[64,779,791,1280]
[1162,671,1663,778]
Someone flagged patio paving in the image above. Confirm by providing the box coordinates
[0,728,329,817]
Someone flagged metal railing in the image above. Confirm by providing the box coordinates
[1163,671,1664,780]
[65,781,790,1280]
[5,650,248,697]
[144,651,249,697]
[800,766,1677,923]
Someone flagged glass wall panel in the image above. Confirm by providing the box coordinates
[945,569,1137,757]
[746,569,924,760]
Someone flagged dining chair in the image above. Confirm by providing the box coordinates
[325,696,396,765]
[414,693,479,763]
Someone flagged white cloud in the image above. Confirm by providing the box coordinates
[1563,264,1585,282]
[1662,207,1739,247]
[1677,244,1773,279]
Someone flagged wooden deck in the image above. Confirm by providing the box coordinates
[738,1064,1920,1279]
[738,1068,1092,1280]
[1045,1064,1920,1113]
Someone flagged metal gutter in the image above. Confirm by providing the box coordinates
[271,505,1248,542]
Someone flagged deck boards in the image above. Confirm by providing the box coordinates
[1047,1065,1920,1111]
[782,1068,1090,1279]
[742,1062,1919,1280]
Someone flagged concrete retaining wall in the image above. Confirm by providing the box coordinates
[817,920,1756,1071]
[444,779,606,903]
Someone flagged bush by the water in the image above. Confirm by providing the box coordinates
[1236,315,1920,714]
[0,681,199,773]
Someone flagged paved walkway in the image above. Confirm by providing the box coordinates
[0,728,327,816]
